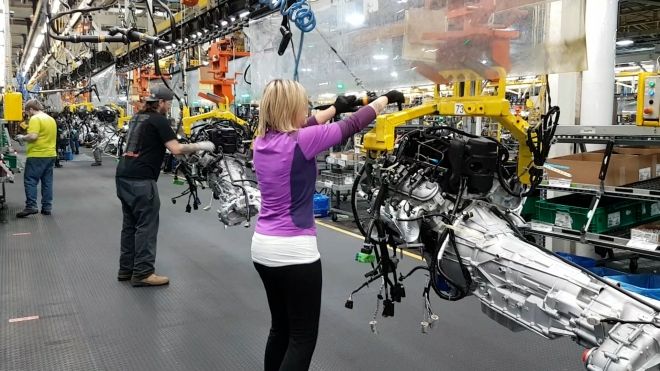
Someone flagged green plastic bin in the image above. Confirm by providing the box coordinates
[638,201,660,224]
[535,194,640,233]
[521,196,539,220]
[3,153,18,169]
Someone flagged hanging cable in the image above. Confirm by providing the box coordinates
[315,29,368,91]
[259,0,316,80]
[262,0,316,32]
[143,1,183,109]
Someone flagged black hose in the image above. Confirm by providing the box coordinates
[143,3,183,109]
[152,0,186,107]
[429,178,472,300]
[351,163,368,236]
[244,64,252,85]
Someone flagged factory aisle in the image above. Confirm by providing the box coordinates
[0,157,583,371]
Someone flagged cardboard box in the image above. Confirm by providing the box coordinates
[595,147,660,177]
[631,223,660,244]
[340,152,357,161]
[547,152,655,186]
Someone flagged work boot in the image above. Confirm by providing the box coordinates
[132,273,169,287]
[16,209,38,218]
[91,162,102,167]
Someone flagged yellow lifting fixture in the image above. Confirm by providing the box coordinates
[362,68,534,184]
[181,107,248,136]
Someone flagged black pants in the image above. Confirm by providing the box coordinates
[254,260,322,371]
[116,177,160,280]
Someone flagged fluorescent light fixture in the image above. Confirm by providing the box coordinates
[318,82,329,86]
[423,48,438,53]
[346,13,365,26]
[481,59,488,64]
[616,39,634,47]
[221,20,229,26]
[239,11,250,18]
[372,54,388,60]
[196,31,203,37]
[371,67,379,71]
[230,16,236,22]
[390,71,398,77]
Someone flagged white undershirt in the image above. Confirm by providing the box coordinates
[251,232,320,267]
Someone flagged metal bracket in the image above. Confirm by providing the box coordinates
[581,194,601,237]
[598,140,615,192]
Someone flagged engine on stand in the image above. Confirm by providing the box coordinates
[172,120,260,227]
[348,123,660,371]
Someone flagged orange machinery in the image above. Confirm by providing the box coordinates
[130,66,172,112]
[198,38,250,109]
[411,0,526,84]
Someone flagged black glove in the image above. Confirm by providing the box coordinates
[332,95,358,115]
[382,90,405,106]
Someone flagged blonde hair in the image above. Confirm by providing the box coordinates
[257,79,308,137]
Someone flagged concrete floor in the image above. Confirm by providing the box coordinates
[0,154,584,370]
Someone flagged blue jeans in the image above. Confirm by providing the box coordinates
[70,133,80,154]
[24,157,56,211]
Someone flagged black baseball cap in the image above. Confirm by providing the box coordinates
[145,85,175,102]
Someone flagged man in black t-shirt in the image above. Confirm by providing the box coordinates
[115,86,214,287]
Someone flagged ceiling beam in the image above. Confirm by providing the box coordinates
[624,0,660,6]
[616,50,660,64]
[619,27,660,38]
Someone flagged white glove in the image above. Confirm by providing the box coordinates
[14,134,26,145]
[195,141,216,153]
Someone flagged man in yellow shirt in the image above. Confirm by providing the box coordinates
[15,99,57,218]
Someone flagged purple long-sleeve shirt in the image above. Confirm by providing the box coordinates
[253,105,377,237]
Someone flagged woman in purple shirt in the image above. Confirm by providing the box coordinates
[251,79,404,370]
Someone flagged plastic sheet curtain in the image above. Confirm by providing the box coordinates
[246,0,586,100]
[90,66,120,106]
[166,66,200,120]
[228,57,252,105]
